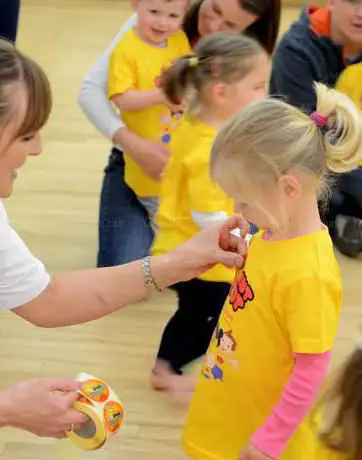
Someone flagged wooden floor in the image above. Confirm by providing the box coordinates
[1,1,362,459]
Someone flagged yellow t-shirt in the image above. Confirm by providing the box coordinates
[336,63,362,166]
[152,115,235,283]
[108,29,191,197]
[182,229,342,460]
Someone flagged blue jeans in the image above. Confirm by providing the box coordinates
[97,148,154,267]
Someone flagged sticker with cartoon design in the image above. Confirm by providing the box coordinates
[229,270,254,312]
[202,324,238,381]
[80,379,110,403]
[160,112,183,144]
[103,400,124,433]
[77,394,94,406]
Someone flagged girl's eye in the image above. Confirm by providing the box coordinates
[22,134,35,142]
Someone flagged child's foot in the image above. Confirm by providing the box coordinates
[150,360,197,403]
[166,374,197,404]
[150,360,176,392]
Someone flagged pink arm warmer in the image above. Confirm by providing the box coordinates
[251,352,331,459]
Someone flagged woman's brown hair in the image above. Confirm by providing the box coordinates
[161,33,266,114]
[182,0,281,55]
[317,345,362,459]
[0,38,52,140]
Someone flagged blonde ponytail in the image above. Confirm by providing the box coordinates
[315,82,362,174]
[211,83,362,199]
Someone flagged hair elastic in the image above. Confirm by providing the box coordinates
[188,56,199,67]
[310,111,328,128]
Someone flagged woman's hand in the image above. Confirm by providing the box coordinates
[112,128,170,180]
[239,442,275,460]
[0,379,88,438]
[152,215,249,289]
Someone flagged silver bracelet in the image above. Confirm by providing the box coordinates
[141,256,162,293]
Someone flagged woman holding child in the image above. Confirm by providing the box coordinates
[78,0,281,267]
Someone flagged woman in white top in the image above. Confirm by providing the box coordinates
[78,0,281,268]
[0,40,247,438]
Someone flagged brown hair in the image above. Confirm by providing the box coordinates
[0,38,52,140]
[161,33,266,114]
[182,0,280,55]
[317,345,362,459]
[210,83,362,207]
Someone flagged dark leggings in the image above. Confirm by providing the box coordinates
[156,278,231,374]
[0,0,21,42]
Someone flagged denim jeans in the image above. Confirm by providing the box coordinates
[97,148,154,267]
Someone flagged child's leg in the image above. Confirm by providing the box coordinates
[154,278,231,375]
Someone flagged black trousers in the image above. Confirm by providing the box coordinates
[0,0,21,43]
[156,278,231,374]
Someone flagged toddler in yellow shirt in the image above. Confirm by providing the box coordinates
[181,85,362,459]
[150,33,269,395]
[108,0,190,232]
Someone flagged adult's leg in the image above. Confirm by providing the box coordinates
[323,169,362,257]
[156,278,231,374]
[97,148,154,267]
[0,0,21,42]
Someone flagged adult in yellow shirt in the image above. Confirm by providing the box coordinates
[108,0,190,233]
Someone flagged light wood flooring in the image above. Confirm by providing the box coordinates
[0,1,362,459]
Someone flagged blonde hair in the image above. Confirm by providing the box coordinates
[161,32,266,115]
[211,83,362,199]
[316,332,362,459]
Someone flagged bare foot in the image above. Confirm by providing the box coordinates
[167,374,197,405]
[150,360,176,391]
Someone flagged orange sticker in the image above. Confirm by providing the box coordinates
[80,379,110,403]
[77,394,93,406]
[103,400,124,433]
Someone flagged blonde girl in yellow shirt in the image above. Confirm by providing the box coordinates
[150,33,269,395]
[181,84,362,460]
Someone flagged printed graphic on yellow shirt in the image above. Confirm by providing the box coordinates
[202,323,239,381]
[154,60,184,145]
[229,270,255,312]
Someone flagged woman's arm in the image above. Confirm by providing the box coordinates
[77,13,137,141]
[14,254,175,327]
[13,216,248,328]
[250,352,331,459]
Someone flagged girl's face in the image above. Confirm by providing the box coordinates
[0,87,43,198]
[233,175,302,232]
[212,52,269,119]
[198,0,259,36]
[226,52,269,115]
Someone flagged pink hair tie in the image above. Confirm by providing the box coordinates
[310,111,328,128]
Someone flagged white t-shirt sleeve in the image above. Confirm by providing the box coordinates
[0,202,50,310]
[78,14,138,142]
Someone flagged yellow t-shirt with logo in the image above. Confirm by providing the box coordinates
[182,229,342,460]
[152,115,235,283]
[336,63,362,166]
[108,29,191,197]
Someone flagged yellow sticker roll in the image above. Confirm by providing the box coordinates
[66,373,125,451]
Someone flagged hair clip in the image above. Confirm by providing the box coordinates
[188,57,199,67]
[310,111,328,128]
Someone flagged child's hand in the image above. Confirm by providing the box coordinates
[157,88,185,112]
[239,442,275,460]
